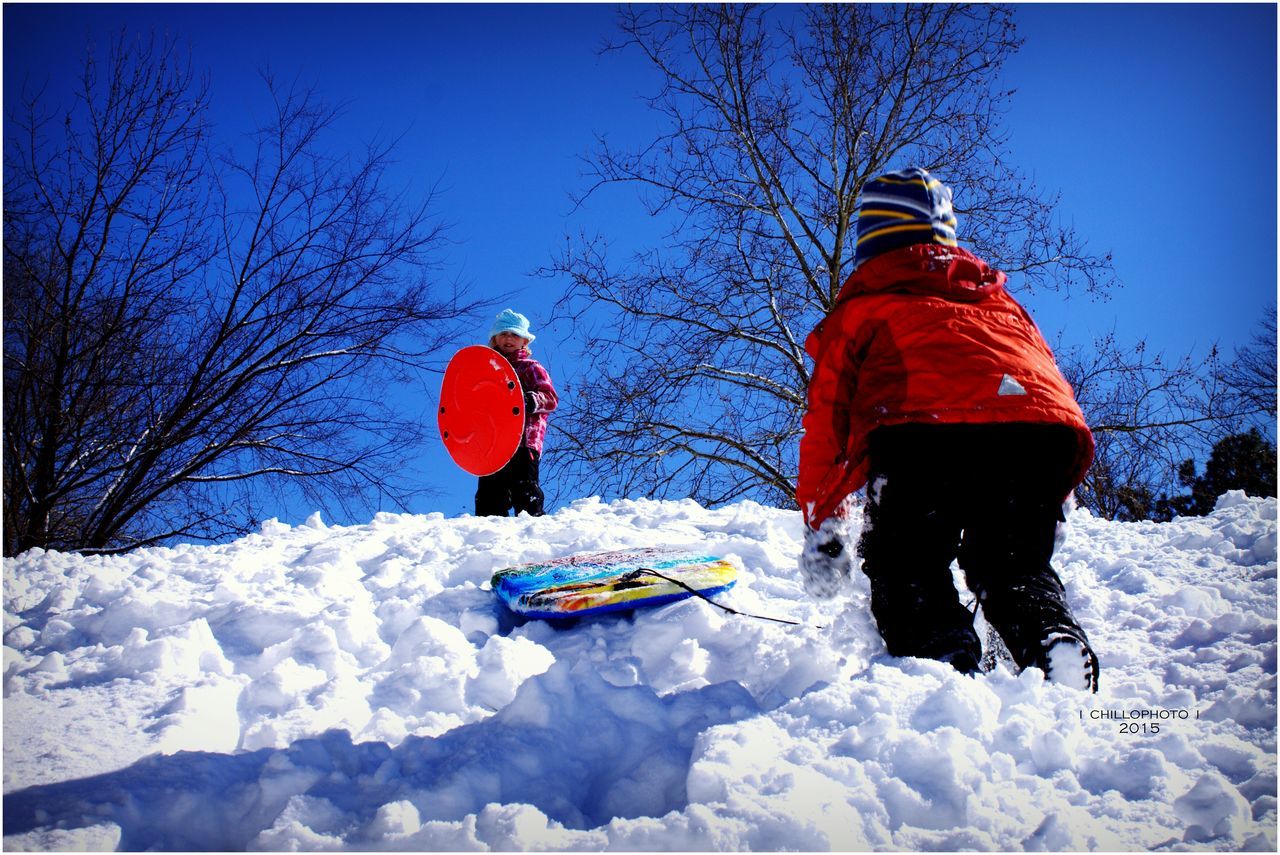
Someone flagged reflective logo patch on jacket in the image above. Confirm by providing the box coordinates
[998,374,1028,396]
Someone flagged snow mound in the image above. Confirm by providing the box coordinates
[4,495,1276,850]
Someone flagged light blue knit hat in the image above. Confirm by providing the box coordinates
[488,308,535,342]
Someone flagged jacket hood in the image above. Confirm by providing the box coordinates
[835,244,1006,306]
[499,347,532,364]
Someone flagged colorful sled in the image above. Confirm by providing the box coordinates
[491,546,740,619]
[438,345,525,476]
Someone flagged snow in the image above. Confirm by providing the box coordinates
[3,492,1276,851]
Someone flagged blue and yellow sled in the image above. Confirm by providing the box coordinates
[490,547,739,619]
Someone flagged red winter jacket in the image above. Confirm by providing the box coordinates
[797,244,1093,529]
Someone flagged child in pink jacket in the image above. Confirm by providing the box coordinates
[476,309,558,516]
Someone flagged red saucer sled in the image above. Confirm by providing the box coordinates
[438,346,525,476]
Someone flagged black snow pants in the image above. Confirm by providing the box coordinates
[476,447,545,517]
[857,423,1092,676]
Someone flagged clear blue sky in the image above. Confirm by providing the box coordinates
[5,2,1276,525]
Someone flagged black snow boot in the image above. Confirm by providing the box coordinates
[976,574,1099,693]
[864,572,984,675]
[1039,626,1100,693]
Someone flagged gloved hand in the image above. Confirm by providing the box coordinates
[524,391,537,413]
[799,516,854,599]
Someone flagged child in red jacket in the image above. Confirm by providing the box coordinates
[797,167,1098,691]
[476,309,558,517]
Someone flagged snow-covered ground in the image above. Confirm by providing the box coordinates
[3,492,1276,851]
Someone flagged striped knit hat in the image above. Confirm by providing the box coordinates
[854,167,958,267]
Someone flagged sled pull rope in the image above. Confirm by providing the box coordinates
[632,567,820,628]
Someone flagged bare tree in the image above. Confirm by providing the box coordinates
[3,33,472,555]
[546,3,1114,509]
[1219,315,1277,429]
[1062,326,1276,520]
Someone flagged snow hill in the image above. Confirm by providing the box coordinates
[3,493,1276,851]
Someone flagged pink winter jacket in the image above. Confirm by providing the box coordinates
[505,348,558,453]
